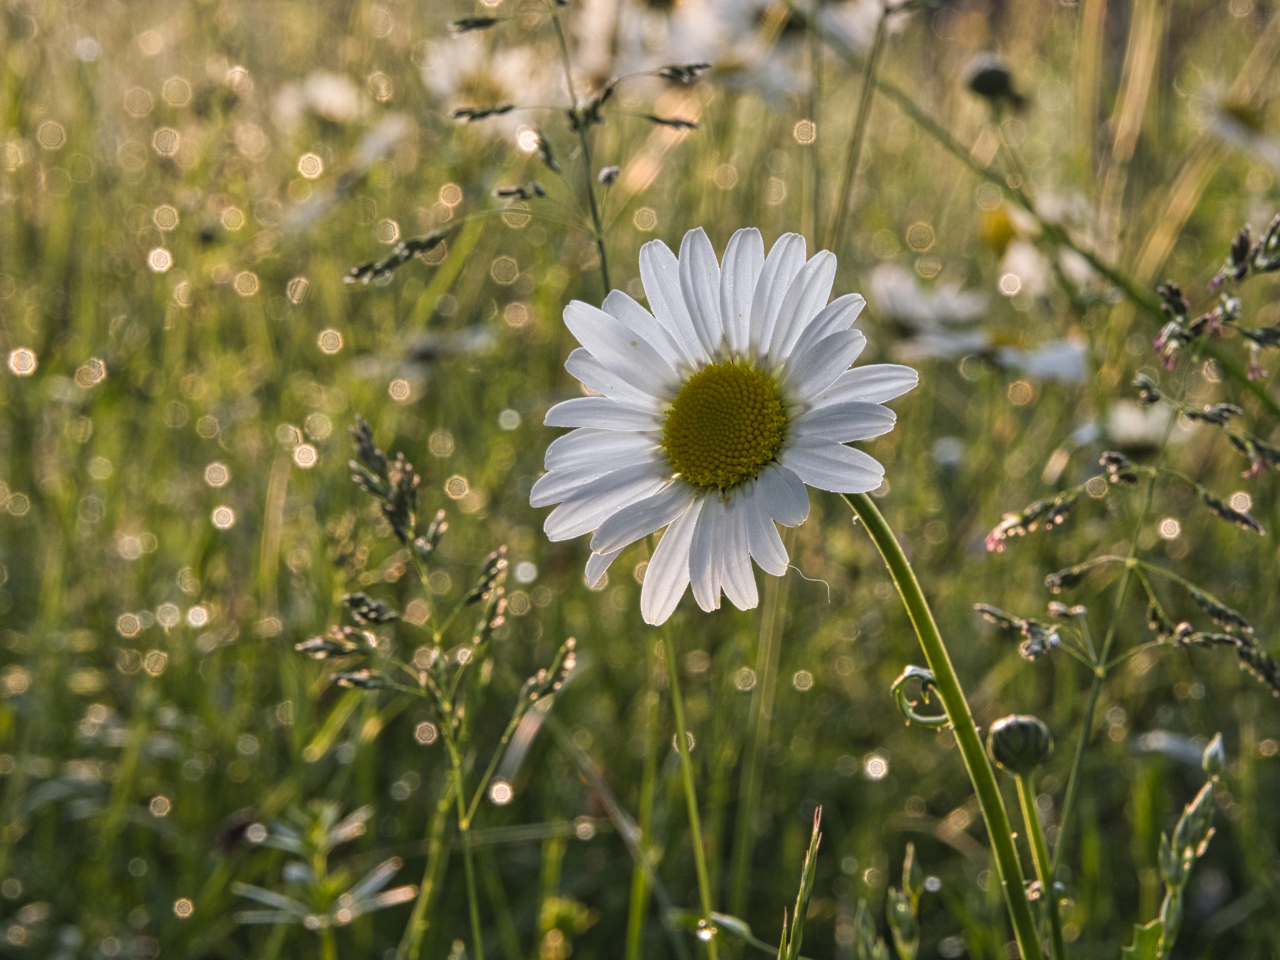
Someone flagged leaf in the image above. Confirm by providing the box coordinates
[1122,920,1163,960]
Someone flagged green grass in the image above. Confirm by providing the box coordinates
[0,0,1278,958]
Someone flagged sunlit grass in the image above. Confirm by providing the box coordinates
[0,0,1278,958]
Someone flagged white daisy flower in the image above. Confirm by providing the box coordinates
[532,227,917,625]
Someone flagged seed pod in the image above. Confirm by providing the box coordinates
[987,715,1054,775]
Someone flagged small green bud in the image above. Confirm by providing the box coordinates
[902,842,924,907]
[1202,732,1226,778]
[886,888,919,960]
[987,715,1054,775]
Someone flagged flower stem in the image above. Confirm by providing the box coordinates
[320,927,338,960]
[728,554,790,922]
[1015,772,1066,960]
[841,492,1041,960]
[662,628,720,960]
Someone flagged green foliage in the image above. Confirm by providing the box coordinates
[0,0,1277,958]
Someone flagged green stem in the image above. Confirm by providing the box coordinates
[824,2,889,252]
[807,0,822,246]
[728,547,791,922]
[548,4,611,295]
[662,629,720,960]
[841,493,1041,960]
[451,751,485,960]
[1015,773,1066,960]
[398,779,457,960]
[321,927,338,960]
[626,679,661,960]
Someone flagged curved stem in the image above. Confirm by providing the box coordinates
[662,628,720,960]
[842,493,1041,960]
[1015,773,1066,960]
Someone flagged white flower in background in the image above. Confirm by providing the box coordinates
[870,263,1088,383]
[420,36,556,140]
[274,71,367,130]
[996,339,1088,383]
[869,263,989,361]
[709,0,885,98]
[1106,400,1195,450]
[532,227,917,624]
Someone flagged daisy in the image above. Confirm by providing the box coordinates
[532,227,917,624]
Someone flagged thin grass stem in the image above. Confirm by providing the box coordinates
[1015,772,1066,960]
[626,676,661,960]
[662,627,720,960]
[824,3,889,252]
[728,539,792,922]
[547,3,611,295]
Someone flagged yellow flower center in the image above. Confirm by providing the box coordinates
[662,362,787,490]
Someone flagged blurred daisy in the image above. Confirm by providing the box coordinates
[533,227,917,624]
[419,36,556,140]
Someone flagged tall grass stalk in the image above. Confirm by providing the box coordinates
[727,546,792,923]
[841,493,1041,960]
[1014,770,1065,960]
[662,628,720,959]
[824,2,890,252]
[548,2,611,295]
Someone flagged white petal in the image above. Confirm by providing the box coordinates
[544,397,661,430]
[564,349,658,409]
[590,481,697,554]
[640,497,704,625]
[564,300,679,397]
[754,462,810,526]
[780,437,884,493]
[765,251,837,364]
[719,228,765,355]
[543,462,670,541]
[742,485,789,576]
[720,495,758,611]
[545,427,660,471]
[640,239,709,364]
[810,364,920,406]
[602,289,693,368]
[749,233,807,357]
[531,448,662,507]
[787,294,866,361]
[689,496,726,612]
[585,548,622,587]
[780,330,867,402]
[793,402,897,442]
[678,227,724,356]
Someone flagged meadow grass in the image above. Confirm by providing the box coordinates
[0,0,1278,958]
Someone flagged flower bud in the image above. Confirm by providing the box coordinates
[987,715,1054,775]
[1202,732,1226,779]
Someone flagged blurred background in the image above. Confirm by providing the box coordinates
[0,0,1278,957]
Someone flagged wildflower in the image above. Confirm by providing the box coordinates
[533,227,916,624]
